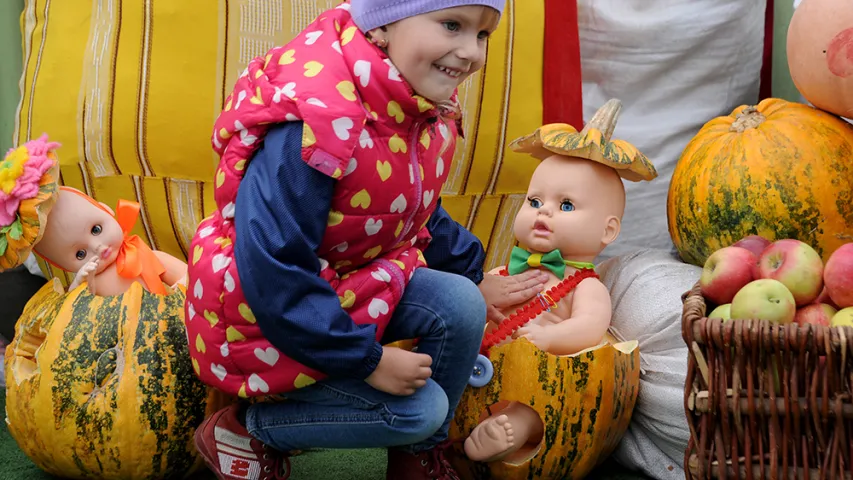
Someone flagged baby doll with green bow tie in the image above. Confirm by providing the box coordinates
[463,99,658,464]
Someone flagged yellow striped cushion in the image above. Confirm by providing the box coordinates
[15,0,543,283]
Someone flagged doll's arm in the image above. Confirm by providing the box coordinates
[154,251,188,288]
[523,278,612,356]
[68,257,100,293]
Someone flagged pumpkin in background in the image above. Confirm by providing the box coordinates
[787,0,853,119]
[4,280,232,480]
[448,337,640,480]
[667,98,853,267]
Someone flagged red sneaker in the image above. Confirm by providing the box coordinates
[386,442,461,480]
[194,404,291,480]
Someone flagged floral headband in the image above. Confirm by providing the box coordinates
[0,134,61,271]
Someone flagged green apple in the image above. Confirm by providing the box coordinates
[708,304,731,321]
[730,279,797,324]
[831,307,853,327]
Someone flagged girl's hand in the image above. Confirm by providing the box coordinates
[478,270,548,322]
[365,346,433,396]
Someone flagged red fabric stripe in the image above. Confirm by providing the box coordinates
[542,0,583,129]
[759,0,775,100]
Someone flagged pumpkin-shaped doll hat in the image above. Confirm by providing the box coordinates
[0,134,61,271]
[510,98,658,182]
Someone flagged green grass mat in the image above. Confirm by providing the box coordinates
[0,391,649,479]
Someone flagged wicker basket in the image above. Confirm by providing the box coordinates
[682,281,853,480]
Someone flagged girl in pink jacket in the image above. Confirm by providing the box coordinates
[188,1,548,479]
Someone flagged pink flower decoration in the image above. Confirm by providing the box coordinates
[0,134,60,227]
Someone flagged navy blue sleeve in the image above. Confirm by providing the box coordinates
[233,121,383,380]
[422,199,486,284]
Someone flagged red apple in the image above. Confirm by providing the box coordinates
[730,279,797,324]
[758,239,824,306]
[700,246,757,304]
[733,234,771,257]
[824,243,853,308]
[815,287,840,309]
[832,307,853,327]
[794,303,838,327]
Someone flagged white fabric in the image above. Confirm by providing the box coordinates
[23,254,45,278]
[579,0,767,260]
[597,248,702,480]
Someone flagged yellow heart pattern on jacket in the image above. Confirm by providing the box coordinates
[294,373,317,389]
[420,130,430,150]
[389,134,407,153]
[250,87,264,105]
[387,101,404,123]
[279,49,296,65]
[341,26,358,46]
[195,334,206,353]
[363,245,382,259]
[226,326,247,342]
[376,160,392,181]
[304,61,324,77]
[337,81,357,101]
[192,245,203,264]
[216,168,225,188]
[302,123,317,147]
[204,310,219,327]
[328,210,344,226]
[239,303,256,324]
[339,290,356,308]
[350,189,371,209]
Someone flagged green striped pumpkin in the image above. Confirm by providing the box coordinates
[448,337,640,480]
[4,279,231,479]
[667,98,853,267]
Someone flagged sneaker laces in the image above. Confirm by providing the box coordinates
[260,445,292,480]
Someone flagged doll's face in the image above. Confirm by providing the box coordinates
[513,155,626,259]
[36,190,124,273]
[374,6,500,102]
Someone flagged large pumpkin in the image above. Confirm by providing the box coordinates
[667,98,853,267]
[448,337,640,480]
[787,0,853,119]
[4,280,231,479]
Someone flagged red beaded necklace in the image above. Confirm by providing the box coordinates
[479,268,599,356]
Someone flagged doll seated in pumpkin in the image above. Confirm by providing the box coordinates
[0,135,187,296]
[463,99,657,464]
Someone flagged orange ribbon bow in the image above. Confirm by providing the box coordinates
[114,199,167,295]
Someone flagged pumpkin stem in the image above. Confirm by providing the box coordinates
[580,98,622,140]
[730,106,766,132]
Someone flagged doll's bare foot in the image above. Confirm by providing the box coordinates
[464,414,517,462]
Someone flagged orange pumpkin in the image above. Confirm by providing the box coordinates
[448,337,640,480]
[667,98,853,267]
[787,0,853,119]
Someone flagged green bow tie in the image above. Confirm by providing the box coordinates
[507,246,595,278]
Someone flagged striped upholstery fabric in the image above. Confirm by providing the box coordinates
[15,0,548,283]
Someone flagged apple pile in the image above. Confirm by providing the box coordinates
[700,236,853,327]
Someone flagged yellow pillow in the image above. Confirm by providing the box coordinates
[15,0,544,283]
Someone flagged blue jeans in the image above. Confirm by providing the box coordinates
[246,268,486,453]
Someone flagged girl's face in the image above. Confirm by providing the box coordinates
[376,6,500,102]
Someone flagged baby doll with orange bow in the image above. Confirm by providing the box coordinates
[0,135,186,296]
[463,99,658,464]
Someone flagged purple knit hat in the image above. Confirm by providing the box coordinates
[350,0,505,32]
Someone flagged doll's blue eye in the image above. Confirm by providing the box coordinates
[76,250,87,260]
[527,197,542,208]
[91,225,102,235]
[561,201,575,212]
